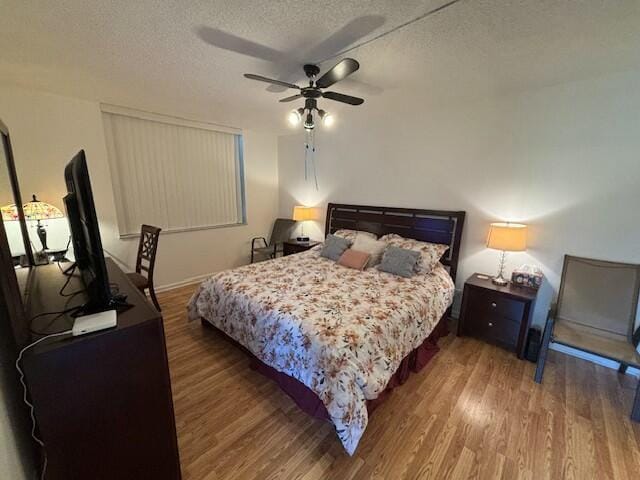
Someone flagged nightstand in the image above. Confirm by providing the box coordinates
[283,239,320,256]
[458,273,538,358]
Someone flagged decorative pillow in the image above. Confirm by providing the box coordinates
[351,235,387,268]
[337,249,371,271]
[379,233,449,274]
[377,246,420,278]
[333,229,377,242]
[320,234,352,261]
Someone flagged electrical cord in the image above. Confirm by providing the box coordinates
[56,262,85,297]
[28,306,84,336]
[316,0,463,64]
[16,330,73,480]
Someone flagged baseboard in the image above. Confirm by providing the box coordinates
[155,272,216,293]
[549,342,640,378]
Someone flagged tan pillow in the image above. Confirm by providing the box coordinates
[379,233,449,274]
[337,249,371,271]
[352,235,387,268]
[334,229,377,242]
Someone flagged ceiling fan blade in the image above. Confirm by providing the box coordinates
[315,58,360,89]
[243,74,300,90]
[279,94,303,103]
[196,26,283,62]
[307,15,385,65]
[322,91,364,105]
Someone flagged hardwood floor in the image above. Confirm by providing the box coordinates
[159,284,640,480]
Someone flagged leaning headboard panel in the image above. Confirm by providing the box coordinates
[325,203,466,282]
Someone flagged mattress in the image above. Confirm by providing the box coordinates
[188,246,454,454]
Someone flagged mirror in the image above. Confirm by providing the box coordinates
[1,118,34,286]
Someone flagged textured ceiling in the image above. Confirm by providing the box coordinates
[1,0,639,132]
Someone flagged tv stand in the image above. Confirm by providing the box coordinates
[21,258,181,479]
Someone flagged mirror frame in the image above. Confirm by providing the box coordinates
[1,117,34,266]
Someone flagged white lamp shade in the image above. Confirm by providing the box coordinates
[292,206,314,222]
[486,222,527,252]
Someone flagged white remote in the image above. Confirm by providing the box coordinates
[72,310,117,337]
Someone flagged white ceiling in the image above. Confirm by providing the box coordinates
[1,0,639,133]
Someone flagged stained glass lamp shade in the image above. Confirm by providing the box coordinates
[2,194,64,251]
[22,195,64,221]
[0,203,19,221]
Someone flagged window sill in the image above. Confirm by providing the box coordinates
[118,222,247,239]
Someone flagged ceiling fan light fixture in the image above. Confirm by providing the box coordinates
[304,112,315,130]
[319,110,334,127]
[287,109,301,126]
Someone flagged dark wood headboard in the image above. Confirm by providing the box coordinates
[325,203,466,282]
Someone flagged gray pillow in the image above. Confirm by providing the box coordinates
[320,234,352,261]
[377,246,420,278]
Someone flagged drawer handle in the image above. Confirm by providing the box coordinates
[488,322,493,327]
[491,302,497,308]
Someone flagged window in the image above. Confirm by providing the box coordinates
[101,105,245,237]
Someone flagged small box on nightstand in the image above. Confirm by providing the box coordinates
[457,273,538,358]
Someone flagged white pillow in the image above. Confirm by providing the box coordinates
[379,233,449,274]
[352,235,387,268]
[334,229,377,242]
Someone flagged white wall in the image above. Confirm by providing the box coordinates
[0,86,280,288]
[278,69,640,325]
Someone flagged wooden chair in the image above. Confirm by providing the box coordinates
[535,255,640,421]
[126,225,162,311]
[251,218,296,263]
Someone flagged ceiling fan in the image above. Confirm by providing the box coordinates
[244,58,364,130]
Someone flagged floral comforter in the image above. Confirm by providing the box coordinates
[187,246,454,454]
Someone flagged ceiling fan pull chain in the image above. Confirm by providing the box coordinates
[302,128,319,190]
[309,129,318,190]
[304,131,311,182]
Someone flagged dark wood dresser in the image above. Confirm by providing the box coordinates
[457,273,538,358]
[21,258,181,480]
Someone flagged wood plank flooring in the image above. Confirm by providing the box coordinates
[159,284,640,479]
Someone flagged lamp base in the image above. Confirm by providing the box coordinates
[296,236,310,243]
[491,275,509,286]
[36,220,48,250]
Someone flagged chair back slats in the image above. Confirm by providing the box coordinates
[556,255,640,341]
[135,225,162,282]
[270,218,296,245]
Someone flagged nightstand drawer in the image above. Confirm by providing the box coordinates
[468,288,525,322]
[465,310,521,348]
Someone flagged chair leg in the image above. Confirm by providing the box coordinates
[250,249,255,264]
[534,316,554,384]
[632,381,640,422]
[148,285,161,312]
[619,363,629,374]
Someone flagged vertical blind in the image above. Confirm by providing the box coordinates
[101,106,245,237]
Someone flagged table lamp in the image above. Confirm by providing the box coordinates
[486,222,527,286]
[292,206,313,242]
[0,203,19,221]
[22,194,64,251]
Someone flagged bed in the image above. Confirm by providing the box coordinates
[188,203,465,454]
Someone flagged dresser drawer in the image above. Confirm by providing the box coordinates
[467,287,525,322]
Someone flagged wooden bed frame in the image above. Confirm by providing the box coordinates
[325,203,466,282]
[200,202,467,433]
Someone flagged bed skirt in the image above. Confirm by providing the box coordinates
[201,315,449,421]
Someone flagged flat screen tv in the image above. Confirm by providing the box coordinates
[64,150,112,312]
